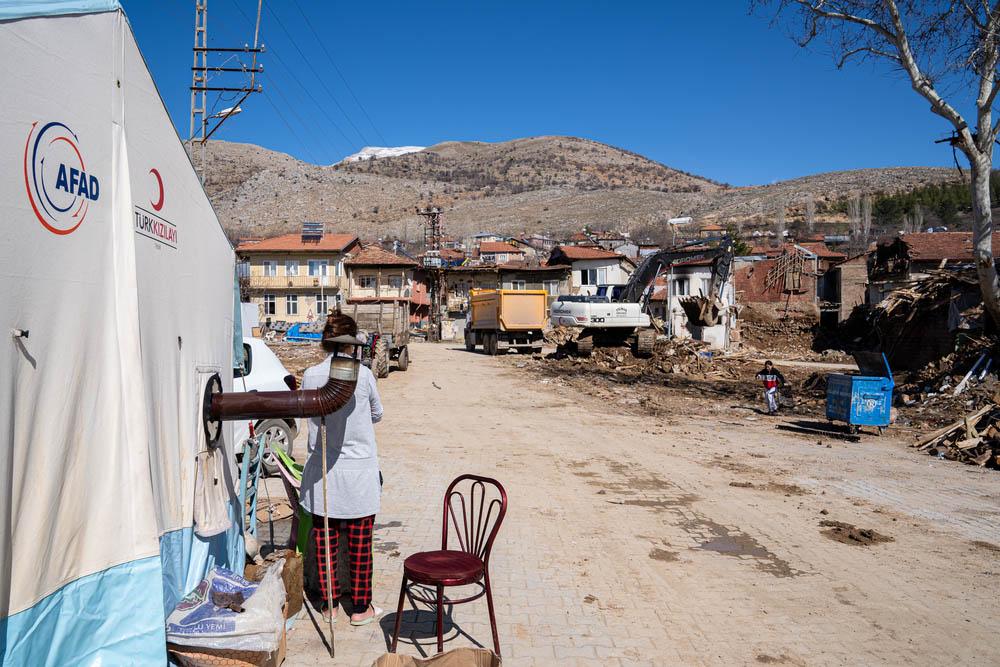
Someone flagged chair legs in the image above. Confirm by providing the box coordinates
[484,572,500,656]
[391,577,501,657]
[390,575,408,653]
[435,585,445,654]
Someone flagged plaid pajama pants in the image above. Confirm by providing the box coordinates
[311,514,375,611]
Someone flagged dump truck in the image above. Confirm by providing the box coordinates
[465,289,547,355]
[346,301,410,378]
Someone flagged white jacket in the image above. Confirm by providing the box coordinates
[299,356,383,519]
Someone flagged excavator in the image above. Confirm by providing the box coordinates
[549,236,735,357]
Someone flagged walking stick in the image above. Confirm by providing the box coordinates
[320,420,335,658]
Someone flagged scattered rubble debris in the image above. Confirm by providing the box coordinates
[819,520,894,546]
[913,404,1000,468]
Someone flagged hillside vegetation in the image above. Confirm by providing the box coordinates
[201,136,964,242]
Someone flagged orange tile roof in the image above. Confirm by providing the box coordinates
[549,245,623,261]
[798,242,847,261]
[345,245,418,267]
[236,233,359,253]
[479,241,523,254]
[900,231,1000,262]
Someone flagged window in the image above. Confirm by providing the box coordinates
[262,294,276,315]
[308,260,328,277]
[673,278,689,296]
[359,275,377,289]
[543,280,559,296]
[510,280,526,290]
[286,295,298,315]
[597,267,607,284]
[236,261,250,278]
[286,260,299,276]
[388,275,404,290]
[262,260,276,277]
[315,294,328,317]
[580,269,595,285]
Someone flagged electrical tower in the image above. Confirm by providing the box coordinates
[417,206,445,342]
[189,0,264,182]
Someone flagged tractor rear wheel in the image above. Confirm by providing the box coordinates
[373,337,390,378]
[396,345,409,371]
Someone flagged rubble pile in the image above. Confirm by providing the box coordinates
[738,318,817,359]
[894,341,998,429]
[265,341,327,384]
[913,404,1000,468]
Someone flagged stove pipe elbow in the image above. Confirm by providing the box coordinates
[202,353,360,446]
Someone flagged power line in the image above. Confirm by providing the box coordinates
[289,0,389,146]
[261,82,321,165]
[226,0,358,156]
[263,2,372,147]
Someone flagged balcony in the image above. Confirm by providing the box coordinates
[246,275,346,290]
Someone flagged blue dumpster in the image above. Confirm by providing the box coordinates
[826,352,894,434]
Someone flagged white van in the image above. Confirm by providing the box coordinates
[233,337,299,473]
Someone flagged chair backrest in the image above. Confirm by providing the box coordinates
[441,475,507,564]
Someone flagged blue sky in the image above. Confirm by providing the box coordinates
[123,0,966,186]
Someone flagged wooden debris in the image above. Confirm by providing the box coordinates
[913,404,1000,468]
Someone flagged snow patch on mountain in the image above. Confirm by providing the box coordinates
[338,146,425,164]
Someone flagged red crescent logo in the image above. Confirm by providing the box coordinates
[150,168,164,211]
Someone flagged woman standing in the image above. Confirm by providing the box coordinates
[300,312,384,625]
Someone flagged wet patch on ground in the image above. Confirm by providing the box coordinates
[686,517,803,578]
[649,547,679,562]
[819,520,893,546]
[374,520,402,530]
[569,456,802,578]
[729,480,809,495]
[373,540,400,557]
[756,653,806,665]
[971,540,1000,554]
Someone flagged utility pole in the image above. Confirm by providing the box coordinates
[417,207,445,342]
[189,0,265,183]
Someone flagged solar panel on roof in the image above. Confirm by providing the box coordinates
[301,221,324,241]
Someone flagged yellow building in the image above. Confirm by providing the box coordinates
[236,232,361,324]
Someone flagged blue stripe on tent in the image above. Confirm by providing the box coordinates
[0,555,165,666]
[159,504,244,617]
[0,1,119,20]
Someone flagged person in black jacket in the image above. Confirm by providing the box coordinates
[755,360,785,414]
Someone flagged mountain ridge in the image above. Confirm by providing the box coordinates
[200,136,962,242]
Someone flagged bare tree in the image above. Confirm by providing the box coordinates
[861,194,873,239]
[775,198,787,238]
[759,0,1000,324]
[847,193,862,237]
[804,194,816,232]
[905,202,925,232]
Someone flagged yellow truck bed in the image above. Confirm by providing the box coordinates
[469,289,547,331]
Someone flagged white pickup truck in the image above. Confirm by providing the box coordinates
[549,286,654,356]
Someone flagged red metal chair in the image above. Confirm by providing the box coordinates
[390,474,507,656]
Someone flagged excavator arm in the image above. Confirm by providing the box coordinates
[617,236,734,306]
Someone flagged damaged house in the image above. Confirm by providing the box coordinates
[867,232,993,370]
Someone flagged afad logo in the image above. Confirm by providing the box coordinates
[23,121,100,235]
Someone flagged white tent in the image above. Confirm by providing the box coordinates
[0,2,243,663]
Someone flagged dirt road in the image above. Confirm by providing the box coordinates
[285,342,1000,666]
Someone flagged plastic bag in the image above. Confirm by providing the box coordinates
[166,563,286,653]
[193,449,232,538]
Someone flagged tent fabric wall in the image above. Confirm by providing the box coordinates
[0,6,239,664]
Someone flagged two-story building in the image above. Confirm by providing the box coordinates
[344,244,418,302]
[546,245,635,294]
[237,231,360,324]
[477,241,525,265]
